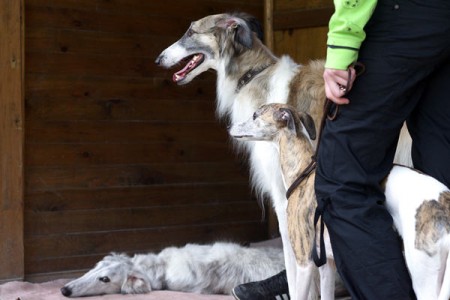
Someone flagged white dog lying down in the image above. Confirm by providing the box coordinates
[230,103,450,300]
[60,242,285,297]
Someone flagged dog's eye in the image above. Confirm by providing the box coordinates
[187,29,194,37]
[252,112,257,120]
[98,276,110,283]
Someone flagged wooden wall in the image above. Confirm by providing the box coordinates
[271,0,333,63]
[23,0,266,282]
[0,0,25,283]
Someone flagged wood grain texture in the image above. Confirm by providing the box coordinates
[0,0,25,282]
[273,7,334,30]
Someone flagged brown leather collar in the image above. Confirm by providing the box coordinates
[235,64,272,93]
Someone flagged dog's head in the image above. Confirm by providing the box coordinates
[60,253,154,297]
[155,12,263,85]
[229,103,316,142]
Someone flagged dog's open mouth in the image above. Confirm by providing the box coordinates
[173,54,205,83]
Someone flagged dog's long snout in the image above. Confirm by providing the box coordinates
[61,286,72,297]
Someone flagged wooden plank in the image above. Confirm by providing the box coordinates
[25,223,267,261]
[25,3,262,38]
[274,27,328,63]
[24,5,180,36]
[26,52,158,78]
[274,0,332,11]
[25,201,262,236]
[26,0,263,22]
[25,74,216,102]
[25,162,248,192]
[25,27,176,58]
[24,222,268,276]
[264,0,274,50]
[25,183,255,212]
[26,0,263,12]
[26,141,235,166]
[273,7,334,31]
[26,49,214,82]
[26,120,230,143]
[0,0,25,282]
[26,98,218,122]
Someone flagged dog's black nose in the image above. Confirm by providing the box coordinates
[61,286,72,297]
[155,55,162,65]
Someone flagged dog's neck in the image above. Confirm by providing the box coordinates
[235,63,273,93]
[278,131,315,189]
[222,37,276,85]
[215,38,278,122]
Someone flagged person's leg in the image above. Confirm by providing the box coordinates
[408,58,450,187]
[315,0,450,299]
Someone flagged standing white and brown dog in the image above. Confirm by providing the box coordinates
[156,13,413,298]
[230,103,450,300]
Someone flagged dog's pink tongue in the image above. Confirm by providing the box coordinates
[172,54,203,83]
[173,66,188,82]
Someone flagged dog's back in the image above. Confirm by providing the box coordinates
[159,242,285,294]
[384,165,450,300]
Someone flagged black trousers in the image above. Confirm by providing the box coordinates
[315,0,450,299]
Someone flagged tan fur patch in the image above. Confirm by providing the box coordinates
[439,190,450,212]
[286,60,325,149]
[415,191,450,256]
[288,174,317,266]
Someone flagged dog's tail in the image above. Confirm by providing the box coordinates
[438,238,450,300]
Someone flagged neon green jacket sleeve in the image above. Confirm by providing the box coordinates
[325,0,378,70]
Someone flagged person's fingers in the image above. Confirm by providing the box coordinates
[323,68,353,105]
[324,77,350,105]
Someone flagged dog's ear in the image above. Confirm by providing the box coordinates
[121,271,152,294]
[236,13,264,42]
[234,21,253,49]
[298,112,316,140]
[217,17,253,49]
[276,108,297,135]
[276,108,316,140]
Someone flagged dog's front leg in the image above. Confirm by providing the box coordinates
[294,264,316,300]
[319,259,336,300]
[318,229,335,300]
[276,203,298,298]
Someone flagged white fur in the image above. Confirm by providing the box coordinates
[61,242,285,297]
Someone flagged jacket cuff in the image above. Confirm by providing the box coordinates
[325,46,359,70]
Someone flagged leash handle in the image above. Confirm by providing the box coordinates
[326,62,365,121]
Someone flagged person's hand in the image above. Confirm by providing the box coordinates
[323,67,356,105]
